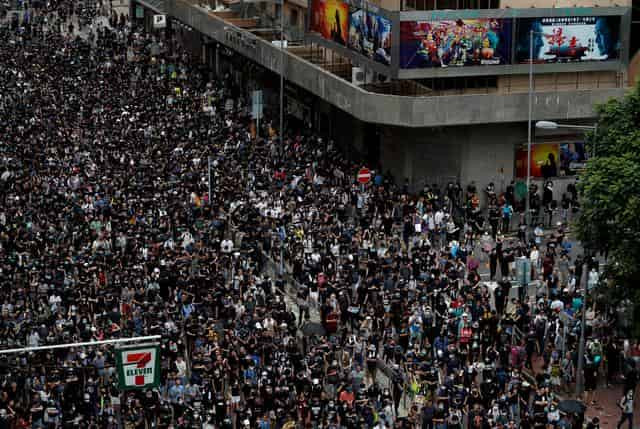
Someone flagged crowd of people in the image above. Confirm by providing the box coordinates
[0,2,638,429]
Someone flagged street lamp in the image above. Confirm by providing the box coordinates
[279,0,285,145]
[526,30,544,228]
[536,118,599,399]
[575,257,590,398]
[535,121,598,157]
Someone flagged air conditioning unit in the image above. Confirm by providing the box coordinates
[352,67,375,85]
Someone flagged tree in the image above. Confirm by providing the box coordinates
[575,82,640,336]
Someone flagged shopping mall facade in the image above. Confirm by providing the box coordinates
[131,0,635,195]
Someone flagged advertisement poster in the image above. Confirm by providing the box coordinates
[400,18,512,69]
[516,143,560,178]
[516,16,620,63]
[310,0,349,46]
[559,141,588,174]
[348,9,392,65]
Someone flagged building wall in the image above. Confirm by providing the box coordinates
[366,0,402,10]
[168,0,628,127]
[497,71,623,94]
[380,123,524,195]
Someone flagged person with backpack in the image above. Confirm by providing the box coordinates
[617,389,634,429]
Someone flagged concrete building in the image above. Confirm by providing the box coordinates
[131,0,632,197]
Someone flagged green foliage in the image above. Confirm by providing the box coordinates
[588,84,640,159]
[575,83,640,334]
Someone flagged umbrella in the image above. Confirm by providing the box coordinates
[301,322,326,337]
[558,399,586,415]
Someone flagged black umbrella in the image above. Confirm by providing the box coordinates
[301,322,326,337]
[558,399,586,415]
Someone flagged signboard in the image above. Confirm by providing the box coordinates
[516,141,587,178]
[400,18,512,69]
[348,9,392,65]
[225,28,258,52]
[515,16,620,63]
[116,346,161,390]
[251,90,263,120]
[560,142,588,175]
[357,167,371,184]
[153,15,166,29]
[515,143,559,178]
[310,0,349,46]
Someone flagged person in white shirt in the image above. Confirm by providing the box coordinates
[28,329,41,347]
[530,245,540,278]
[175,356,187,381]
[534,224,544,246]
[263,315,275,334]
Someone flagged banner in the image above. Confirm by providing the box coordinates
[515,16,620,63]
[348,9,392,65]
[515,143,559,178]
[400,18,512,69]
[116,346,161,390]
[310,0,349,46]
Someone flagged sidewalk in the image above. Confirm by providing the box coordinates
[584,383,638,429]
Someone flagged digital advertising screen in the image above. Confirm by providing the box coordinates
[559,141,589,175]
[515,16,621,63]
[399,18,512,69]
[348,9,392,65]
[515,143,560,178]
[310,0,350,46]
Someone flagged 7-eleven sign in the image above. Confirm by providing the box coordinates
[116,346,161,390]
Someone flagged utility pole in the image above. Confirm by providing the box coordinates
[208,155,213,205]
[525,29,534,228]
[575,259,589,398]
[279,0,285,145]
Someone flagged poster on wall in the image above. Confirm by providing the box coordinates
[399,18,512,69]
[559,141,588,174]
[515,16,620,63]
[348,9,392,65]
[310,0,350,46]
[515,143,560,178]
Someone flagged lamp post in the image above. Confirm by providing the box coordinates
[575,258,589,398]
[535,120,598,398]
[535,121,598,157]
[208,155,213,205]
[526,30,543,228]
[279,0,285,146]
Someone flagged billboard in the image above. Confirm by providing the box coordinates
[515,143,560,178]
[310,0,350,46]
[400,18,512,69]
[559,141,588,174]
[348,9,392,65]
[515,16,620,63]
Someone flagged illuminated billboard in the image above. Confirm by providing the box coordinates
[516,143,560,178]
[515,16,620,63]
[400,18,512,69]
[310,0,350,46]
[348,9,392,65]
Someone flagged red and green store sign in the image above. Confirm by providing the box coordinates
[115,345,161,390]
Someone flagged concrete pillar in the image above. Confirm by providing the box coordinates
[379,123,524,195]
